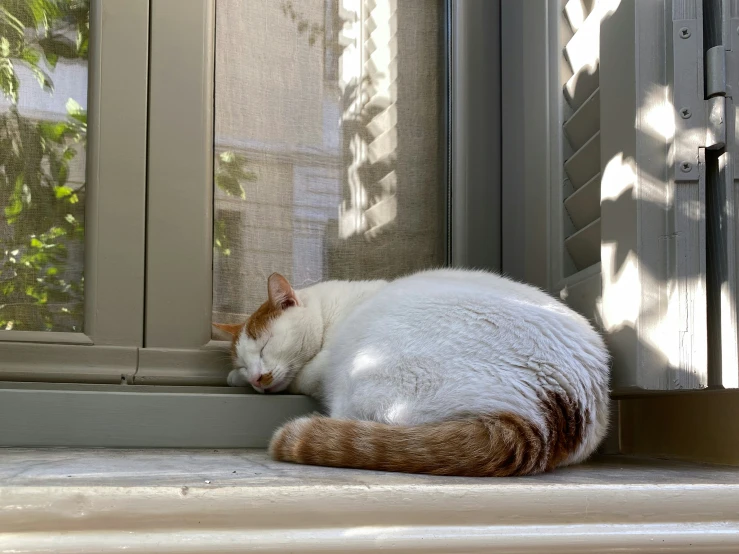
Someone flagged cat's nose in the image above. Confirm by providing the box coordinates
[249,372,273,389]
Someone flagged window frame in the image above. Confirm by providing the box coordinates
[137,0,503,385]
[0,0,736,472]
[0,0,148,383]
[136,0,222,385]
[0,0,503,447]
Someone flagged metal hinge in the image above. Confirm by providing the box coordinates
[705,45,727,151]
[706,45,727,98]
[672,19,728,181]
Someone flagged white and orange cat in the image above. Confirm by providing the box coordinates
[215,269,610,477]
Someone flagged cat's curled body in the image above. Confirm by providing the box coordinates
[217,269,610,477]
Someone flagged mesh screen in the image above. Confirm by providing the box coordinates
[0,2,89,332]
[213,0,446,326]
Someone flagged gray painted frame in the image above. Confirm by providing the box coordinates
[0,384,318,447]
[0,0,149,381]
[728,6,739,389]
[500,1,553,290]
[450,0,502,271]
[138,0,226,385]
[145,0,215,350]
[600,0,708,391]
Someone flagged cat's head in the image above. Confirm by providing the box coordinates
[213,273,321,393]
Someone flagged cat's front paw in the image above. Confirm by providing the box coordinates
[227,368,249,387]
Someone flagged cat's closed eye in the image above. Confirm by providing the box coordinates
[259,339,270,357]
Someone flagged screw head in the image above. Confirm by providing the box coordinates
[680,162,693,172]
[679,27,691,38]
[680,107,692,119]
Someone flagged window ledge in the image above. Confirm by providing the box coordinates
[2,450,739,553]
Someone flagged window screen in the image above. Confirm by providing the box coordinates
[213,0,446,326]
[0,1,89,332]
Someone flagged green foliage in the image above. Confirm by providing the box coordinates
[215,151,255,200]
[214,151,256,257]
[0,0,89,331]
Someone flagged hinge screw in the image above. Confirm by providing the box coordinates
[679,27,691,39]
[680,161,693,172]
[680,107,692,119]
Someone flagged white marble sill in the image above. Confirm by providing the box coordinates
[2,449,739,553]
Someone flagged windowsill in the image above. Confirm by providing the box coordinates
[2,449,739,553]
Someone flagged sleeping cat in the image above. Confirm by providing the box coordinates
[215,269,610,476]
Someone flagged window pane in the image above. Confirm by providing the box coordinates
[213,0,446,324]
[0,1,89,332]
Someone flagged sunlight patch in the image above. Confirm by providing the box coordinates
[350,350,381,376]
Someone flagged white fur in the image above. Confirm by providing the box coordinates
[233,269,610,465]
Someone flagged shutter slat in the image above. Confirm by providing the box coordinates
[563,0,596,33]
[563,88,600,151]
[563,4,600,76]
[562,0,603,111]
[564,131,600,188]
[560,0,602,276]
[563,66,599,110]
[564,173,601,230]
[559,14,574,84]
[564,218,601,271]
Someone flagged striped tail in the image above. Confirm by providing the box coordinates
[269,393,586,477]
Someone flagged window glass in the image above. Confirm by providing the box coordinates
[0,0,89,332]
[213,0,446,325]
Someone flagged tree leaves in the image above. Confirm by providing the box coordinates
[0,0,88,331]
[213,151,257,258]
[0,57,18,102]
[215,151,255,200]
[0,0,89,103]
[38,35,78,62]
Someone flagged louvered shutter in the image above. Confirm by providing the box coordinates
[599,0,739,390]
[547,0,606,336]
[504,0,737,390]
[562,0,602,273]
[558,0,717,390]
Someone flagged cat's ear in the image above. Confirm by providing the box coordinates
[268,273,300,310]
[212,322,243,338]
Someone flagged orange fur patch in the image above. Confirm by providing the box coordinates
[213,299,284,362]
[212,322,245,358]
[212,322,244,337]
[269,390,586,477]
[245,300,282,339]
[213,273,295,360]
[259,372,274,387]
